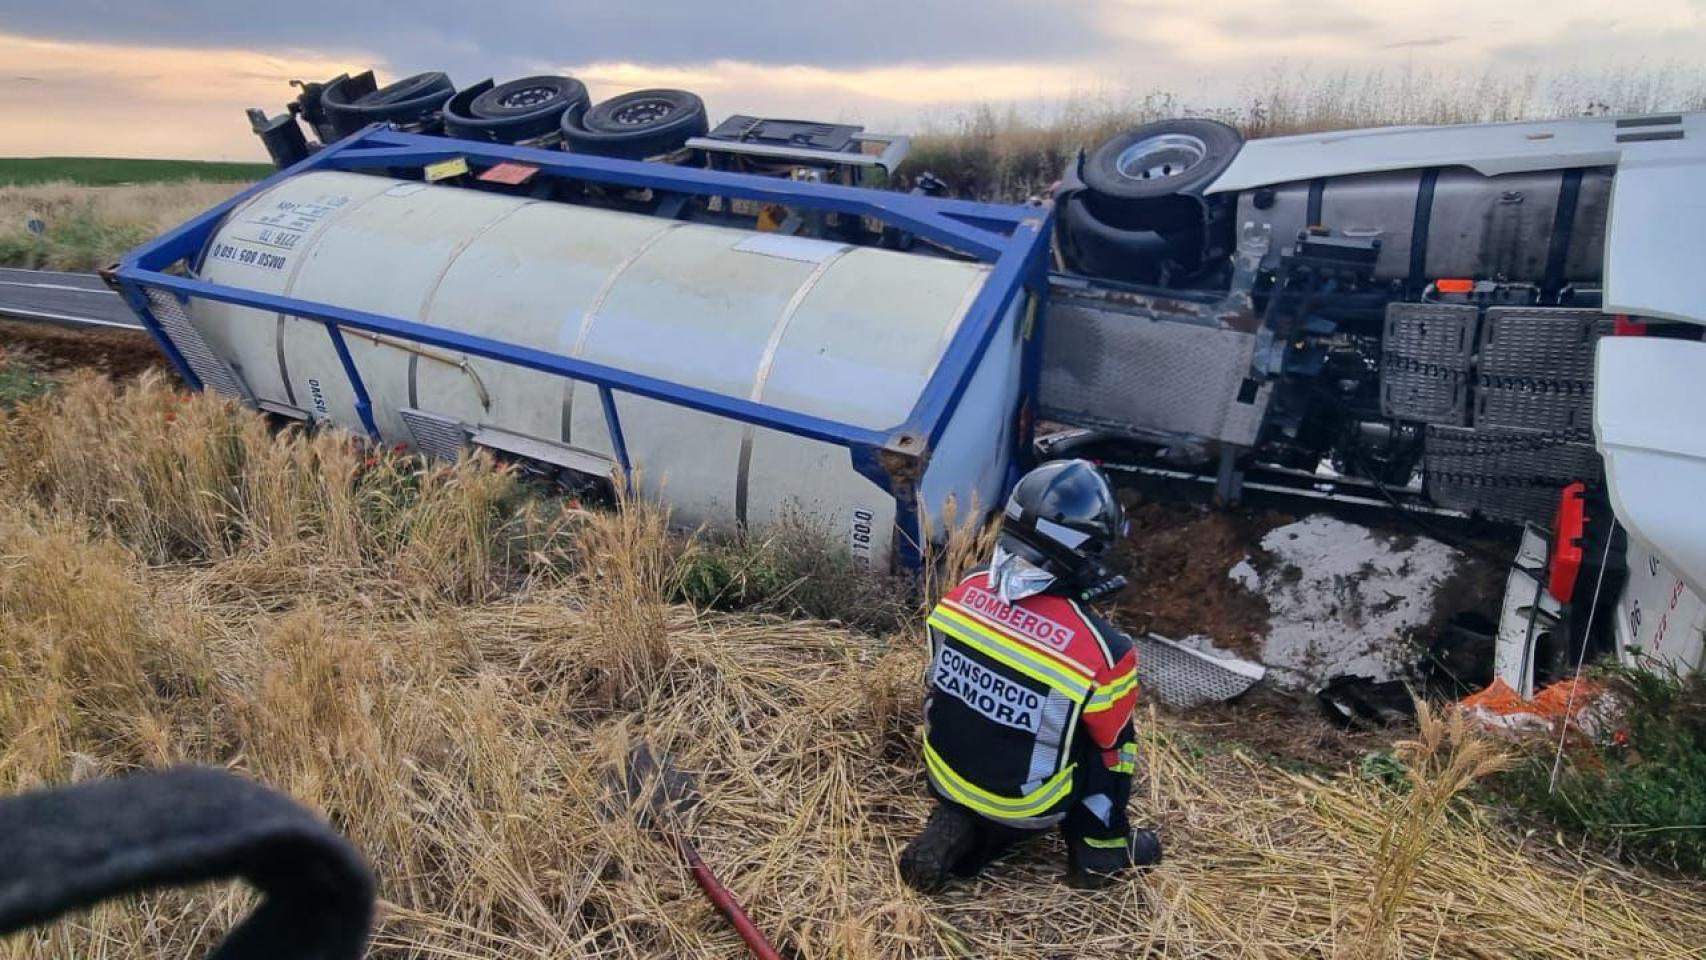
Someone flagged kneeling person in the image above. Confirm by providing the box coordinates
[901,460,1161,891]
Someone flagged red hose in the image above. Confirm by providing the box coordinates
[671,832,783,960]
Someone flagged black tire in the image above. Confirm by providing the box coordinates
[324,71,455,136]
[1082,119,1242,202]
[1057,190,1195,285]
[470,75,588,120]
[445,75,588,144]
[563,88,709,160]
[898,805,978,893]
[361,71,452,107]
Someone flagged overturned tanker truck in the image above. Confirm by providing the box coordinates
[112,70,1706,690]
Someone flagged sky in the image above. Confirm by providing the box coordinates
[0,1,1702,160]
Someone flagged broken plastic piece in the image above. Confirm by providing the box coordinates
[1549,483,1586,603]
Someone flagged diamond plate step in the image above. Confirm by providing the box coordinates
[1474,307,1609,432]
[143,287,251,401]
[1381,302,1477,425]
[1424,424,1599,524]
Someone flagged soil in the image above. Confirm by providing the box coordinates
[0,319,170,381]
[1103,491,1513,769]
[1106,493,1291,659]
[1164,685,1405,771]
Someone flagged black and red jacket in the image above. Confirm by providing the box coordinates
[923,572,1138,828]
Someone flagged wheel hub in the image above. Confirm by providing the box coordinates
[499,85,557,109]
[1114,133,1208,182]
[613,99,676,126]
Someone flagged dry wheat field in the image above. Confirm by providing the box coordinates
[1,373,1703,958]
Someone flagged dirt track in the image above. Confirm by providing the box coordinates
[0,317,168,380]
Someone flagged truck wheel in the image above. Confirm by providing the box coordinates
[1057,190,1194,285]
[362,71,454,107]
[470,75,588,120]
[446,75,588,143]
[323,71,456,136]
[1082,119,1242,202]
[563,88,709,160]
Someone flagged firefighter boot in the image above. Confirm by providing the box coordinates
[1066,828,1163,889]
[899,804,978,893]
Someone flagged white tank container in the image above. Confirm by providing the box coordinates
[188,171,1022,568]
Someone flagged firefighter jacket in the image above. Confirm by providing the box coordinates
[923,572,1139,829]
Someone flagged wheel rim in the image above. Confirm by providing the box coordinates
[1114,133,1208,182]
[499,85,558,109]
[612,98,676,126]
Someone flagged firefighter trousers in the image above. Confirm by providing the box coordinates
[943,759,1134,878]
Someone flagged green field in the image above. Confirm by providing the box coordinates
[0,156,272,187]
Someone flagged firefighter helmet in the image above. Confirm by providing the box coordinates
[998,459,1124,579]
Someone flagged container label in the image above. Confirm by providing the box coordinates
[209,194,352,273]
[850,507,876,569]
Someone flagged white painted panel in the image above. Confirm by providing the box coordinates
[1616,540,1706,676]
[1595,337,1706,599]
[1210,112,1706,193]
[1604,152,1706,326]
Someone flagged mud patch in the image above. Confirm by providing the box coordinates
[0,318,168,380]
[1108,496,1290,659]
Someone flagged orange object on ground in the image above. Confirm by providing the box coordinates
[1435,278,1475,294]
[1530,677,1601,719]
[1460,677,1605,736]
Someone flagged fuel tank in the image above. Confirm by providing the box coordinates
[1236,166,1614,283]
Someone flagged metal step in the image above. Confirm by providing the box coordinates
[469,424,615,478]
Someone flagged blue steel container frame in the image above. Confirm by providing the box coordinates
[113,125,1054,568]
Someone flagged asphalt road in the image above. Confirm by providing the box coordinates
[0,268,142,331]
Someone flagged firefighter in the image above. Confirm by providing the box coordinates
[900,459,1162,892]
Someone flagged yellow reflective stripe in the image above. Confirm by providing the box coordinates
[924,741,1076,818]
[1082,835,1129,849]
[1111,742,1138,774]
[929,610,1092,700]
[934,604,1096,688]
[1083,671,1139,713]
[934,603,1091,678]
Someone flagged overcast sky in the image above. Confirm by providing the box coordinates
[1,1,1703,159]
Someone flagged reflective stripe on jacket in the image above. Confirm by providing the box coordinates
[923,572,1137,828]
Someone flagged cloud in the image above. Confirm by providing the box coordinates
[0,33,361,159]
[0,1,1121,75]
[0,0,1703,160]
[1382,35,1462,49]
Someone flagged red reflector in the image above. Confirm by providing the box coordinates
[1435,278,1474,294]
[1613,314,1648,336]
[1549,482,1587,602]
[477,162,540,185]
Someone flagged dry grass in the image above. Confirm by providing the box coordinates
[0,179,246,270]
[902,63,1706,198]
[3,374,1706,958]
